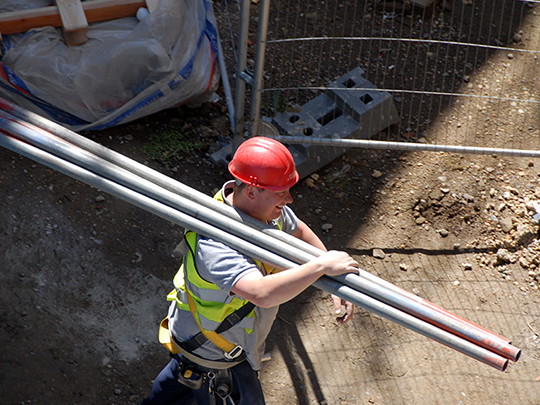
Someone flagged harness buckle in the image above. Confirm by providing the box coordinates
[224,344,244,360]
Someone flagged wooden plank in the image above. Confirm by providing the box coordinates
[0,0,146,36]
[55,0,88,31]
[55,0,88,45]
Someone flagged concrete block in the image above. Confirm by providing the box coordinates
[272,94,360,179]
[325,67,399,139]
[211,68,400,181]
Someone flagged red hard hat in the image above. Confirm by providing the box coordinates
[228,137,299,191]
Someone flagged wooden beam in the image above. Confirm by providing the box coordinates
[0,0,147,36]
[55,0,89,45]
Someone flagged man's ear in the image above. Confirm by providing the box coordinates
[245,185,257,201]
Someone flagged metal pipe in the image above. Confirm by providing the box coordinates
[333,273,520,362]
[343,270,512,345]
[0,130,512,371]
[314,277,509,372]
[0,98,320,258]
[0,109,520,363]
[0,132,508,371]
[232,0,251,149]
[270,134,540,159]
[216,29,235,135]
[248,0,271,136]
[0,98,526,351]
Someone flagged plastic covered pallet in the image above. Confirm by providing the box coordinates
[0,0,219,130]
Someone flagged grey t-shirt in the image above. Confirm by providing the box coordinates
[168,181,299,370]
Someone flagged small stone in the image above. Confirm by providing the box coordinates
[399,263,408,271]
[508,53,514,59]
[453,280,460,286]
[321,223,333,231]
[438,229,449,237]
[305,178,316,188]
[513,33,522,43]
[114,389,122,395]
[462,194,475,203]
[429,189,444,201]
[499,217,514,233]
[95,195,106,202]
[496,248,512,264]
[373,248,386,259]
[415,216,426,225]
[462,263,473,271]
[519,257,530,269]
[124,134,134,141]
[372,169,384,178]
[514,223,538,246]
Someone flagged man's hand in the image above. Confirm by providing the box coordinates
[332,294,354,323]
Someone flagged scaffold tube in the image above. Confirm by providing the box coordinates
[333,273,520,362]
[0,130,511,371]
[0,98,322,258]
[1,108,520,361]
[270,134,540,159]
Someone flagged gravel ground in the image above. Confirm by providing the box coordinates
[2,0,540,404]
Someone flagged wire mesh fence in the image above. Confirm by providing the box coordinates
[213,1,540,404]
[216,0,540,154]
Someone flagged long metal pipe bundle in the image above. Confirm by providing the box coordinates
[0,101,521,371]
[0,108,520,362]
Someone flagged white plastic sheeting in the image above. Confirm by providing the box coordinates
[0,0,219,130]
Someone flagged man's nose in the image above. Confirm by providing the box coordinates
[284,190,293,204]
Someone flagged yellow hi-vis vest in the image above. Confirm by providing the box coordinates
[166,187,279,336]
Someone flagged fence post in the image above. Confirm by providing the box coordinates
[233,0,251,151]
[249,0,272,136]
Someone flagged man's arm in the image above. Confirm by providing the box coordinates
[293,219,327,252]
[230,250,358,308]
[293,219,355,324]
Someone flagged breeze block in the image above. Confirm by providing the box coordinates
[271,94,359,179]
[271,67,399,179]
[211,67,399,180]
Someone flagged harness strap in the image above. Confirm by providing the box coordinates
[159,317,244,369]
[173,334,245,370]
[186,291,245,359]
[183,300,256,352]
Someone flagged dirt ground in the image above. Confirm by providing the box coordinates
[2,0,540,405]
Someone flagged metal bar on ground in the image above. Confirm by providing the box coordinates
[270,134,540,159]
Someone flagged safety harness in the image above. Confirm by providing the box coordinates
[158,184,280,403]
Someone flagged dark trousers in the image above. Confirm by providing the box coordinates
[141,355,266,405]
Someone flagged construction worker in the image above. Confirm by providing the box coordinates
[141,136,359,405]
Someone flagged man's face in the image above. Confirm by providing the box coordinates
[251,187,294,222]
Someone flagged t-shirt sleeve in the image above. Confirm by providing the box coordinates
[196,237,260,295]
[277,205,299,234]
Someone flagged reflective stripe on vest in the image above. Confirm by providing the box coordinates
[167,185,283,333]
[168,234,256,332]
